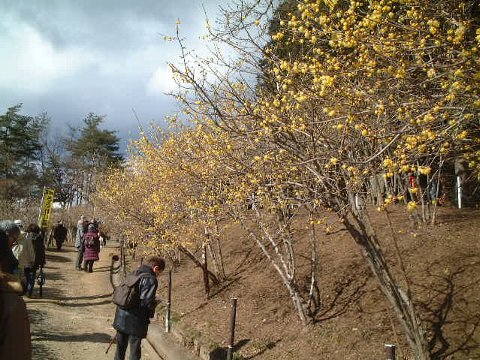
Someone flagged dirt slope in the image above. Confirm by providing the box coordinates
[25,206,480,360]
[167,206,480,360]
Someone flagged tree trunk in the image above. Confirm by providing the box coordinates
[344,212,431,360]
[202,242,210,298]
[238,213,310,326]
[205,227,225,281]
[307,216,321,314]
[213,221,226,280]
[178,245,219,285]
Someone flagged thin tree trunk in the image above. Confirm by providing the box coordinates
[213,221,226,280]
[202,242,210,298]
[307,216,320,313]
[238,213,309,326]
[205,227,225,281]
[344,211,430,360]
[430,161,444,226]
[178,245,219,285]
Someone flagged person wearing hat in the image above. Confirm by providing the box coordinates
[75,216,88,270]
[13,220,26,250]
[82,223,100,273]
[13,220,23,230]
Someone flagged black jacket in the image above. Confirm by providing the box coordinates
[2,250,19,275]
[31,233,45,269]
[112,265,158,338]
[53,224,67,241]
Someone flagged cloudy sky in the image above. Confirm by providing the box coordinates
[0,0,225,152]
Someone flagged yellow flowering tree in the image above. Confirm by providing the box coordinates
[96,128,226,287]
[169,0,480,358]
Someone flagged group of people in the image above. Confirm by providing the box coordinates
[0,220,46,298]
[74,215,102,272]
[0,215,165,360]
[0,219,46,360]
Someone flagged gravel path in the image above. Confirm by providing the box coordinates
[25,243,156,360]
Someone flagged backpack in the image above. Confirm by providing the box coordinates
[112,272,151,309]
[83,232,97,248]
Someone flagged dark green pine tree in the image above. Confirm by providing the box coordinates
[65,113,123,204]
[66,113,123,168]
[0,104,48,200]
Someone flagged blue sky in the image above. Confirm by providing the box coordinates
[0,0,225,152]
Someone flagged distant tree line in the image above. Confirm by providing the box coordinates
[0,104,123,208]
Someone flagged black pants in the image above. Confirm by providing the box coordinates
[114,331,142,360]
[83,259,94,272]
[55,239,64,250]
[24,267,36,296]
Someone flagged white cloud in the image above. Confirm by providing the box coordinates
[0,19,94,93]
[146,65,177,96]
[0,0,228,150]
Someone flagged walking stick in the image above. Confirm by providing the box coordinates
[37,266,45,298]
[105,334,116,354]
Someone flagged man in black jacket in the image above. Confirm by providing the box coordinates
[113,256,165,360]
[53,221,68,250]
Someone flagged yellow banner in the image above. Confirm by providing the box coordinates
[39,188,55,229]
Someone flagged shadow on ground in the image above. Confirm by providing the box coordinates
[414,252,480,359]
[27,292,113,308]
[56,299,112,307]
[41,271,65,281]
[209,339,279,359]
[32,331,112,343]
[32,342,58,360]
[210,339,251,360]
[60,293,112,301]
[45,253,72,263]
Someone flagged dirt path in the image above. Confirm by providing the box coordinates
[25,243,156,360]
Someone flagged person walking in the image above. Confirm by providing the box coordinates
[53,221,68,251]
[0,221,21,276]
[0,244,32,360]
[25,224,45,296]
[82,224,100,273]
[99,230,107,249]
[75,216,87,270]
[112,256,165,360]
[11,221,36,296]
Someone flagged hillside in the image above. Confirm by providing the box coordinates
[161,206,480,359]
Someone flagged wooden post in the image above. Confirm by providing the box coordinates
[38,266,45,298]
[165,270,172,333]
[456,175,462,209]
[120,240,127,277]
[110,255,120,289]
[385,344,396,360]
[226,298,238,360]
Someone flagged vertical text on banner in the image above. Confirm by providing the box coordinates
[39,188,55,229]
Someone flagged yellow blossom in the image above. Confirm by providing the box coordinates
[407,201,417,212]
